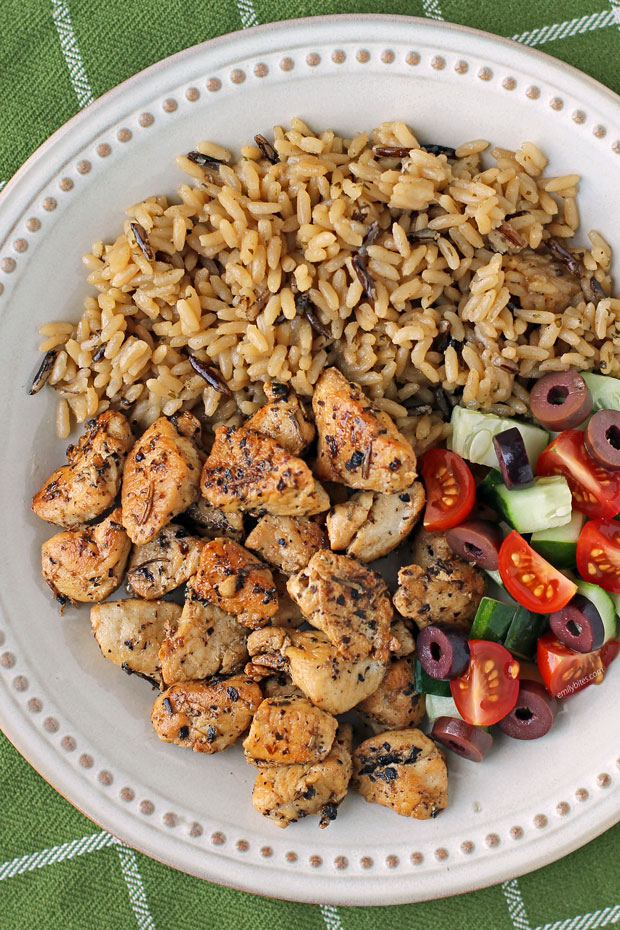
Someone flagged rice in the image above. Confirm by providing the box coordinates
[37,119,618,453]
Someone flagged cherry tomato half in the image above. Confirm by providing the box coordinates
[601,639,620,669]
[450,640,520,726]
[420,449,475,532]
[537,633,605,698]
[536,430,620,520]
[499,530,577,614]
[576,518,620,593]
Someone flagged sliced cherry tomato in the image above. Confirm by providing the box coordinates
[420,449,475,532]
[537,633,605,698]
[576,518,620,593]
[536,430,620,520]
[601,639,620,669]
[450,640,520,726]
[498,530,577,614]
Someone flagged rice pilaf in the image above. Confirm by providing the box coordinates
[35,119,618,447]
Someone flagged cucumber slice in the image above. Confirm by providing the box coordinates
[575,580,617,645]
[580,371,620,412]
[504,606,547,660]
[530,510,587,568]
[611,592,620,618]
[449,406,549,469]
[414,660,451,696]
[424,694,462,724]
[478,470,572,534]
[470,597,515,642]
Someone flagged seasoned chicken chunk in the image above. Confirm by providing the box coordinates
[327,482,425,562]
[32,411,133,527]
[126,524,203,599]
[158,588,248,686]
[390,618,416,657]
[287,550,393,663]
[245,515,328,575]
[357,658,425,730]
[393,529,487,630]
[262,674,305,701]
[41,508,131,605]
[312,368,418,492]
[151,675,262,753]
[270,574,305,629]
[352,729,448,819]
[121,412,204,545]
[243,696,337,767]
[247,628,387,715]
[245,382,315,455]
[252,724,353,828]
[504,250,582,314]
[201,426,329,517]
[190,538,278,630]
[90,599,181,686]
[184,498,244,542]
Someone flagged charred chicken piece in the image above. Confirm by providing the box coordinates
[252,723,353,828]
[287,550,393,663]
[189,537,278,630]
[184,498,244,542]
[393,529,486,630]
[245,382,316,455]
[247,627,387,715]
[41,507,131,605]
[326,482,425,562]
[90,599,181,686]
[352,729,448,819]
[158,588,248,686]
[357,658,425,730]
[504,250,582,314]
[151,675,262,753]
[121,412,204,546]
[243,696,337,767]
[312,368,418,492]
[32,410,133,527]
[201,426,329,517]
[245,515,328,575]
[126,524,203,599]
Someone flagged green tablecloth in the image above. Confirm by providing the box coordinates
[1,2,620,927]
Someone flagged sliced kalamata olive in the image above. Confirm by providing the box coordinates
[431,716,493,762]
[496,680,557,740]
[417,624,470,680]
[585,409,620,471]
[529,371,593,431]
[445,519,503,571]
[492,427,534,489]
[549,594,605,653]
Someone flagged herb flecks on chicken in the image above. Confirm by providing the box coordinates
[313,367,418,492]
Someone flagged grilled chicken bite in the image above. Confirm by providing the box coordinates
[90,599,181,686]
[200,426,329,517]
[158,588,248,686]
[327,482,425,562]
[151,675,262,753]
[270,574,305,629]
[245,382,315,455]
[252,723,353,828]
[184,499,244,542]
[243,696,337,766]
[32,411,133,528]
[352,729,448,819]
[190,538,278,629]
[287,550,393,663]
[121,412,204,545]
[245,515,328,575]
[504,250,582,314]
[390,619,416,657]
[357,658,425,730]
[247,628,387,715]
[126,524,203,599]
[393,529,486,630]
[41,508,131,605]
[312,368,418,492]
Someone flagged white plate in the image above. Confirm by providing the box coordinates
[1,14,619,906]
